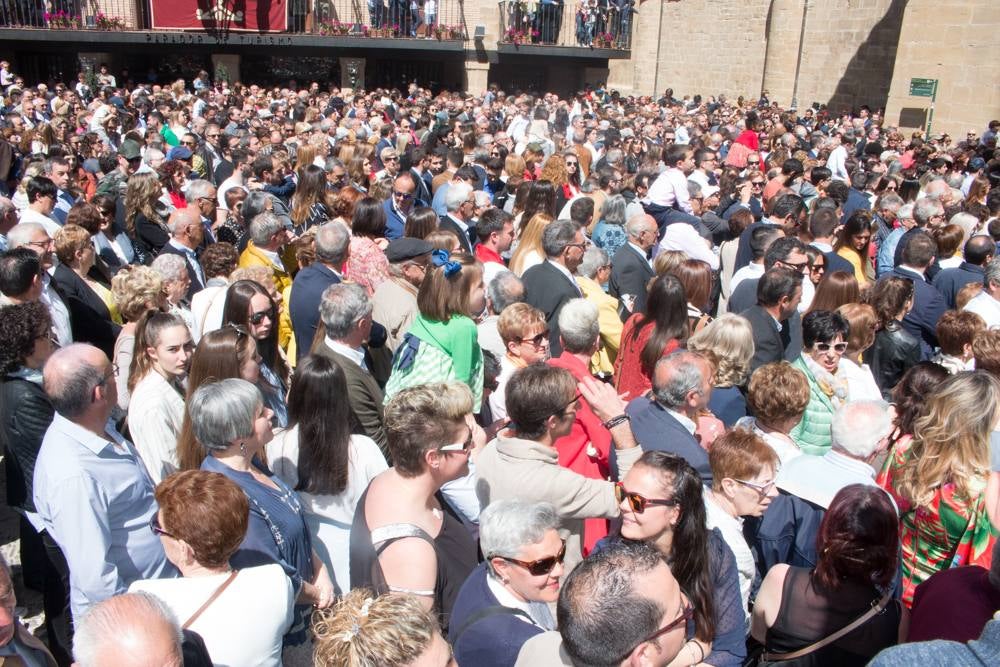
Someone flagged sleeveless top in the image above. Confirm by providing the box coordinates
[765,567,900,666]
[349,486,479,634]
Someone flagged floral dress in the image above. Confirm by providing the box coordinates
[877,438,998,608]
[347,235,390,296]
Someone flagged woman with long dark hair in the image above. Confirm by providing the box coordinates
[806,270,860,314]
[613,273,688,398]
[268,355,388,594]
[289,164,336,236]
[345,197,391,296]
[223,279,290,427]
[834,210,875,286]
[517,180,558,234]
[866,276,920,399]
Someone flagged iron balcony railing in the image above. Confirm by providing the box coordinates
[498,0,632,50]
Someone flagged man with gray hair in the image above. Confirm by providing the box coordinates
[158,207,206,299]
[522,219,587,356]
[289,220,350,358]
[748,400,895,575]
[576,245,622,378]
[0,195,17,251]
[373,237,434,352]
[478,270,526,358]
[440,180,476,254]
[33,344,174,622]
[239,211,294,293]
[609,213,657,318]
[73,592,193,667]
[613,350,713,483]
[184,179,219,245]
[315,282,386,451]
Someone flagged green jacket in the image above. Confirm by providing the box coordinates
[789,355,835,456]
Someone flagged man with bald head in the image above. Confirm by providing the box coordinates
[609,213,657,318]
[933,234,995,309]
[33,344,173,621]
[158,207,206,299]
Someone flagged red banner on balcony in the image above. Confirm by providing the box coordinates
[150,0,287,32]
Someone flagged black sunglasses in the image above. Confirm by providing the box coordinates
[149,513,174,538]
[516,330,550,348]
[491,539,566,576]
[615,482,678,514]
[249,307,275,325]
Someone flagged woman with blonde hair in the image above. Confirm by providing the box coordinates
[124,170,170,263]
[538,154,572,212]
[111,265,167,409]
[835,302,882,400]
[509,213,552,277]
[687,313,755,427]
[877,370,1000,607]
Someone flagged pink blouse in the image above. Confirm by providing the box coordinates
[346,235,390,296]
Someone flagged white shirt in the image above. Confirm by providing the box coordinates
[667,408,697,435]
[729,262,765,293]
[489,355,519,422]
[323,337,367,370]
[40,273,73,347]
[828,144,849,182]
[18,207,61,236]
[191,279,227,340]
[486,570,556,630]
[776,449,881,510]
[130,564,293,667]
[736,417,802,466]
[838,357,882,401]
[127,372,186,485]
[658,224,719,270]
[256,245,286,272]
[964,289,1000,329]
[704,491,753,625]
[646,168,693,213]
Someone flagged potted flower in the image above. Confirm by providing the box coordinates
[94,12,127,30]
[44,10,81,29]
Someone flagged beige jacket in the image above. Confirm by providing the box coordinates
[475,433,642,574]
[514,631,572,667]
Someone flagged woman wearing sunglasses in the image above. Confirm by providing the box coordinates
[600,450,746,666]
[450,500,562,666]
[789,310,852,456]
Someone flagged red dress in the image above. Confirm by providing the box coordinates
[548,351,611,554]
[613,313,680,400]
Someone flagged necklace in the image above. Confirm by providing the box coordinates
[431,507,443,520]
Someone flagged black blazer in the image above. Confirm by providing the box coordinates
[157,243,207,301]
[288,262,341,361]
[742,304,800,373]
[609,244,655,319]
[440,215,476,255]
[522,260,581,357]
[51,264,121,359]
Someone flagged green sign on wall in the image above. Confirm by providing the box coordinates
[909,78,937,97]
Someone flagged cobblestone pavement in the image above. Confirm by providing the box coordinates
[0,463,47,636]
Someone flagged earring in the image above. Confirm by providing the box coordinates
[239,442,248,457]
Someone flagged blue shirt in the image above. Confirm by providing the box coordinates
[432,181,451,216]
[33,413,174,619]
[876,227,905,277]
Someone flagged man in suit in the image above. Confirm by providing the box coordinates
[807,207,854,275]
[728,236,812,315]
[183,179,218,248]
[884,232,946,359]
[289,221,350,359]
[522,220,587,357]
[933,234,993,309]
[314,282,387,453]
[742,266,804,373]
[733,193,807,272]
[440,180,477,254]
[613,349,714,484]
[159,208,207,300]
[0,552,58,665]
[609,213,657,319]
[406,147,433,204]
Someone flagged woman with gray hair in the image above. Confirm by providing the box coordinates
[591,194,628,258]
[151,252,195,333]
[192,378,334,653]
[450,500,562,666]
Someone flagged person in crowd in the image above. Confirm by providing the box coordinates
[151,253,195,333]
[239,211,296,294]
[933,309,986,373]
[0,247,43,305]
[158,208,207,300]
[704,429,779,623]
[609,213,658,318]
[372,236,433,353]
[127,311,193,484]
[268,354,388,593]
[451,500,561,665]
[346,196,391,295]
[884,231,946,359]
[385,251,485,409]
[521,219,587,356]
[350,382,479,632]
[751,484,901,665]
[110,264,166,409]
[806,270,860,314]
[731,235,813,316]
[867,275,921,399]
[190,241,238,339]
[730,224,781,296]
[508,213,552,278]
[222,278,290,427]
[477,269,526,359]
[789,310,852,455]
[933,234,994,309]
[877,371,1000,607]
[34,344,175,620]
[474,207,516,285]
[124,170,171,263]
[129,470,294,666]
[963,257,1000,328]
[312,589,454,667]
[574,245,622,376]
[834,210,875,286]
[835,302,883,400]
[189,378,334,650]
[0,551,58,666]
[72,592,193,667]
[670,258,715,335]
[591,194,629,259]
[290,163,336,235]
[614,273,687,398]
[491,302,550,422]
[743,267,804,373]
[737,361,810,464]
[51,224,121,357]
[7,223,72,347]
[477,363,641,574]
[288,221,350,358]
[686,313,754,427]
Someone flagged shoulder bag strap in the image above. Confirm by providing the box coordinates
[182,570,240,629]
[761,589,892,662]
[450,605,534,645]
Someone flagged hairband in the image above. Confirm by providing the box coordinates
[430,249,462,277]
[340,597,373,643]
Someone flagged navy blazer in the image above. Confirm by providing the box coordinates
[157,243,206,301]
[610,395,712,485]
[288,262,341,360]
[744,490,824,580]
[884,266,946,360]
[450,563,543,667]
[822,249,855,276]
[522,260,580,357]
[609,243,655,319]
[741,304,801,373]
[932,262,986,309]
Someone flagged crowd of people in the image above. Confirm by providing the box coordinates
[1,62,1000,666]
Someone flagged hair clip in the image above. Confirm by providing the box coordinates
[340,597,374,642]
[430,249,462,277]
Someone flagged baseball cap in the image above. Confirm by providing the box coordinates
[119,139,142,160]
[167,146,193,161]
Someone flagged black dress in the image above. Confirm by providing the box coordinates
[764,567,900,666]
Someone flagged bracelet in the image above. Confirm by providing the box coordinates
[602,413,631,430]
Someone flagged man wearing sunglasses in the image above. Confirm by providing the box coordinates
[516,541,689,666]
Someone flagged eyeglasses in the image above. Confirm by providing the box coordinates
[96,363,119,388]
[750,181,765,187]
[393,191,414,200]
[181,141,196,147]
[733,478,776,499]
[491,539,567,576]
[24,239,54,250]
[810,263,826,273]
[149,513,174,539]
[383,156,399,162]
[615,482,678,513]
[621,602,694,661]
[249,307,275,325]
[814,341,848,353]
[778,259,810,273]
[565,161,578,167]
[516,330,550,348]
[438,433,474,453]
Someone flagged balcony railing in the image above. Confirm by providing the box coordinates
[0,0,466,39]
[498,0,632,50]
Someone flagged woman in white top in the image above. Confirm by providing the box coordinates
[836,303,883,400]
[127,311,193,484]
[736,361,811,466]
[130,469,294,667]
[703,430,780,625]
[268,354,388,594]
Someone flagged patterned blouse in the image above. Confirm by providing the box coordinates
[347,235,390,296]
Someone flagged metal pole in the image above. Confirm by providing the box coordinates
[790,0,809,110]
[927,79,937,136]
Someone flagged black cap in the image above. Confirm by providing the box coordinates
[385,237,434,263]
